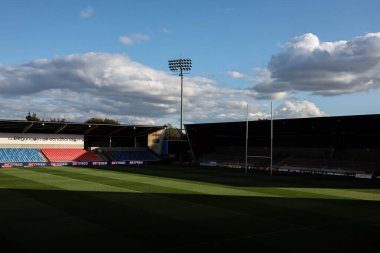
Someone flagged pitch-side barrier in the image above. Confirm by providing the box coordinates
[199,161,377,180]
[0,160,145,168]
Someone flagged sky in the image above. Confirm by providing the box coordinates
[1,0,380,127]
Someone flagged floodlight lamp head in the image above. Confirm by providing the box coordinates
[168,58,192,72]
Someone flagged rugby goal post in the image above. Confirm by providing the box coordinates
[245,102,273,175]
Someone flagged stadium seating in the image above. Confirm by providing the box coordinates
[0,148,45,163]
[41,148,101,162]
[106,150,158,161]
[278,156,380,173]
[0,148,155,163]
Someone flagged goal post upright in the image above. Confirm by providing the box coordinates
[245,101,274,175]
[245,103,249,174]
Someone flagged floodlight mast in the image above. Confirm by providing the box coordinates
[168,58,192,134]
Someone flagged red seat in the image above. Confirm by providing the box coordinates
[41,149,101,162]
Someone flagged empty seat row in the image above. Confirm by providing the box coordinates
[41,148,101,162]
[0,148,45,163]
[106,150,158,161]
[0,148,157,163]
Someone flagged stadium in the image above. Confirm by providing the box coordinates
[3,113,380,179]
[2,1,380,251]
[0,113,379,252]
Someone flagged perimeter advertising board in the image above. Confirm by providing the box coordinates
[0,160,145,168]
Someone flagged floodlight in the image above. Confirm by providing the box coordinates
[168,58,192,133]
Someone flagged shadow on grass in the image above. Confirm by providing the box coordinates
[1,188,379,252]
[95,164,380,189]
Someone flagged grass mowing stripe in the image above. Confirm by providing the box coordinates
[5,167,377,225]
[0,170,62,191]
[30,166,195,195]
[240,186,345,200]
[43,167,247,220]
[35,167,356,226]
[17,167,245,221]
[52,166,279,198]
[277,187,380,201]
[346,188,380,194]
[45,166,380,201]
[0,171,56,190]
[2,167,140,193]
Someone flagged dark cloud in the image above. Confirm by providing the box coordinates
[253,33,380,97]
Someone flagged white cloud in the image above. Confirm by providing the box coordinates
[119,34,150,45]
[274,100,327,119]
[80,6,93,18]
[253,32,380,97]
[226,71,245,79]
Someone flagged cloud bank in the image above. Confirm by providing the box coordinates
[252,32,380,98]
[0,53,326,125]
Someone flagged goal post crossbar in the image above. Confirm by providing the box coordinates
[247,155,270,159]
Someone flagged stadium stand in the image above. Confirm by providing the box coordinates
[41,148,101,162]
[279,154,380,173]
[0,148,46,162]
[185,114,380,174]
[100,148,158,161]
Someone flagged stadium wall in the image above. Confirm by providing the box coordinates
[0,133,84,148]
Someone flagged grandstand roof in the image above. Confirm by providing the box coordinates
[0,119,164,137]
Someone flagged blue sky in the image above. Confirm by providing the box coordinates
[1,0,380,126]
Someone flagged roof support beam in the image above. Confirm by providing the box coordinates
[55,124,68,134]
[22,122,33,133]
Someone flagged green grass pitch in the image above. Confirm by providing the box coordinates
[0,164,379,252]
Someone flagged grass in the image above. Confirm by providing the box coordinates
[0,164,379,252]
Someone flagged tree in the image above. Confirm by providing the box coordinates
[164,124,183,140]
[49,117,67,123]
[26,112,41,121]
[85,117,120,125]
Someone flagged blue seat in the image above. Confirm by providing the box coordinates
[0,148,45,162]
[107,150,157,161]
